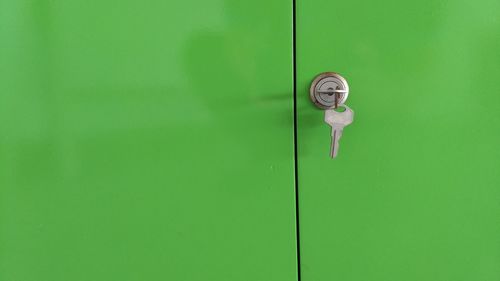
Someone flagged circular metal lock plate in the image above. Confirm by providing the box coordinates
[310,72,349,109]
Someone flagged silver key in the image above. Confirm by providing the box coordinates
[324,105,354,158]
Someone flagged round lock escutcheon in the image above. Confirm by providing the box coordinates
[310,72,349,109]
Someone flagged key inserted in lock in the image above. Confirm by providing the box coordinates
[310,72,349,109]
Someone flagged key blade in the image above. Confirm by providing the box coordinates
[330,130,337,158]
[330,127,343,158]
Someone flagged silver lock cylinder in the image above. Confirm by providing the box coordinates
[310,72,349,109]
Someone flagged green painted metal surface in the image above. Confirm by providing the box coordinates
[0,1,297,280]
[296,0,500,280]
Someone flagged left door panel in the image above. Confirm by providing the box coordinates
[0,1,296,280]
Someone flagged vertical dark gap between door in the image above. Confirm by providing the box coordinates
[292,0,302,279]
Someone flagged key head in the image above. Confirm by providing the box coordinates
[324,105,354,128]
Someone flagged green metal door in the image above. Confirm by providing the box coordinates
[296,0,500,280]
[0,1,297,280]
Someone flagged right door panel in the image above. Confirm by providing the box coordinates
[296,0,500,280]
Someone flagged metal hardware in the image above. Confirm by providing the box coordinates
[325,105,354,158]
[309,72,349,109]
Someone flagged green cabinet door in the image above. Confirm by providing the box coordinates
[0,1,297,280]
[296,0,500,280]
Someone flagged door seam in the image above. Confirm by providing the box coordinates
[292,0,302,279]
